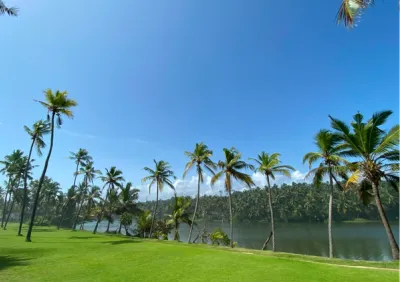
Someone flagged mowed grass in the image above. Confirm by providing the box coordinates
[0,225,398,282]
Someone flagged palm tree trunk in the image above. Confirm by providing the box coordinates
[72,199,84,231]
[93,192,109,234]
[4,198,15,230]
[149,183,159,239]
[328,171,334,258]
[188,169,201,243]
[57,202,68,229]
[18,138,35,236]
[266,175,275,251]
[72,162,79,190]
[26,111,56,242]
[372,181,399,260]
[106,220,111,233]
[118,222,122,234]
[228,188,234,248]
[1,176,12,228]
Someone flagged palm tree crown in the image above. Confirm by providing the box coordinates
[251,152,295,182]
[183,142,216,181]
[0,1,18,16]
[69,149,92,168]
[303,130,347,187]
[24,120,51,156]
[101,167,125,191]
[142,160,176,193]
[79,162,101,185]
[211,148,254,191]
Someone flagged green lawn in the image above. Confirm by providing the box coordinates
[0,225,398,282]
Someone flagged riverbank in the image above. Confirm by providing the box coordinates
[0,225,398,281]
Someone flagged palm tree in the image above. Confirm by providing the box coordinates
[0,1,18,16]
[166,196,193,241]
[250,152,295,251]
[0,150,24,228]
[93,167,124,234]
[18,120,50,236]
[57,186,78,229]
[81,185,101,230]
[142,160,176,238]
[211,148,254,248]
[303,130,348,258]
[72,162,101,230]
[69,149,92,191]
[336,0,373,27]
[183,142,216,243]
[329,110,400,259]
[117,182,139,233]
[26,89,77,242]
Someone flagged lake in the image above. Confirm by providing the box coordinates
[84,220,399,261]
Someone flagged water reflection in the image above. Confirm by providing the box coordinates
[84,221,399,261]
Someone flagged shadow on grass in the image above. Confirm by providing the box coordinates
[68,236,99,240]
[32,228,57,232]
[100,239,141,245]
[0,255,31,271]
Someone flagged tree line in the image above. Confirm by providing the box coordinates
[0,89,398,261]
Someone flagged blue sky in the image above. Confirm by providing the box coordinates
[0,0,398,200]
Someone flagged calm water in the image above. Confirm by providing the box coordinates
[84,220,399,261]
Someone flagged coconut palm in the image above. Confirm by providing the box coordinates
[211,148,254,248]
[93,167,124,234]
[303,130,348,258]
[57,186,78,229]
[69,149,92,191]
[0,1,18,16]
[166,196,193,241]
[26,89,77,242]
[18,120,50,236]
[183,142,216,243]
[0,150,24,228]
[250,152,295,251]
[72,162,101,230]
[329,110,399,259]
[142,160,176,238]
[82,185,101,229]
[117,182,140,233]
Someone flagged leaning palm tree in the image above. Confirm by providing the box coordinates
[93,167,124,234]
[166,196,193,241]
[330,110,399,259]
[211,148,254,248]
[0,1,18,16]
[72,162,101,230]
[142,160,176,238]
[26,89,77,242]
[18,120,50,236]
[303,130,347,258]
[183,142,216,243]
[250,152,295,252]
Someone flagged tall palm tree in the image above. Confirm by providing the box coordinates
[72,162,101,230]
[0,1,18,16]
[183,142,216,243]
[18,120,50,236]
[26,89,77,242]
[142,160,176,238]
[166,196,193,241]
[0,150,24,228]
[93,167,124,234]
[329,110,400,259]
[250,152,295,252]
[303,130,347,258]
[117,182,139,233]
[211,148,254,248]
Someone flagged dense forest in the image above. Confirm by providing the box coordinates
[138,182,399,223]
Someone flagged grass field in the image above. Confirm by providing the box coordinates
[0,224,398,282]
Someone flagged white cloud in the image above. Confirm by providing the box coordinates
[138,170,308,201]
